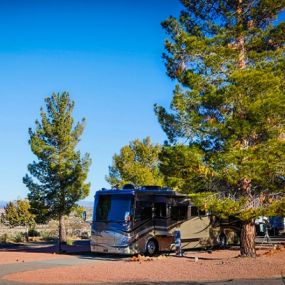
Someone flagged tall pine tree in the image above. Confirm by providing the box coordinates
[155,0,285,256]
[23,92,91,251]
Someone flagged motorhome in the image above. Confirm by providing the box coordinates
[90,185,239,255]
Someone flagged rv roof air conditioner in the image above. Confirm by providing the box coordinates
[122,184,135,190]
[141,185,161,190]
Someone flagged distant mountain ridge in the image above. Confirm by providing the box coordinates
[78,201,93,209]
[0,200,93,209]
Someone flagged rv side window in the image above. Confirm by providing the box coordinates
[154,203,166,218]
[191,206,199,217]
[135,201,152,221]
[171,205,188,220]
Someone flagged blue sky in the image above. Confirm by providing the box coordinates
[0,1,284,202]
[0,0,181,201]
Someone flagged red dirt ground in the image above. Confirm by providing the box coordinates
[2,247,285,283]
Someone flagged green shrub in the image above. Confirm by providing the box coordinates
[40,230,57,241]
[13,232,25,243]
[0,233,9,243]
[66,238,74,246]
[28,229,40,237]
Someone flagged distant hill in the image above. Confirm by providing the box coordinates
[0,200,93,209]
[78,201,93,209]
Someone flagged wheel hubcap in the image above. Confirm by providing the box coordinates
[147,240,156,255]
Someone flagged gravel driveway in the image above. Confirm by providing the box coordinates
[0,243,284,284]
[5,252,284,284]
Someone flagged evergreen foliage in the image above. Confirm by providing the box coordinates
[23,92,91,246]
[159,145,210,193]
[155,0,285,256]
[1,199,34,228]
[106,137,164,188]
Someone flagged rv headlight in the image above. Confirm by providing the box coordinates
[121,236,130,245]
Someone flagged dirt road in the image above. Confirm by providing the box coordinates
[0,242,284,284]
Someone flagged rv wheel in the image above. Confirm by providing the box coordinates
[146,239,158,256]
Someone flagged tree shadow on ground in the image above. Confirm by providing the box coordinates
[0,240,90,254]
[0,240,130,261]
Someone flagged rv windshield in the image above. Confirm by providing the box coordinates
[95,194,133,222]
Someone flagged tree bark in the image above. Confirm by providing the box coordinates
[58,215,67,252]
[240,220,256,257]
[237,0,246,69]
[25,225,29,243]
[237,35,246,69]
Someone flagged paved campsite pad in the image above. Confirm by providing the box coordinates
[0,245,284,284]
[0,256,99,279]
[0,252,74,265]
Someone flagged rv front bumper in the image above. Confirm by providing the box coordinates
[90,242,137,255]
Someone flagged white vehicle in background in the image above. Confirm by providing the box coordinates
[256,216,285,236]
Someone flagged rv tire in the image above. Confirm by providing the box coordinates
[146,239,158,256]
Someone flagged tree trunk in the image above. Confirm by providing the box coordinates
[25,226,29,243]
[58,215,67,252]
[240,220,256,257]
[237,35,246,69]
[237,0,246,70]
